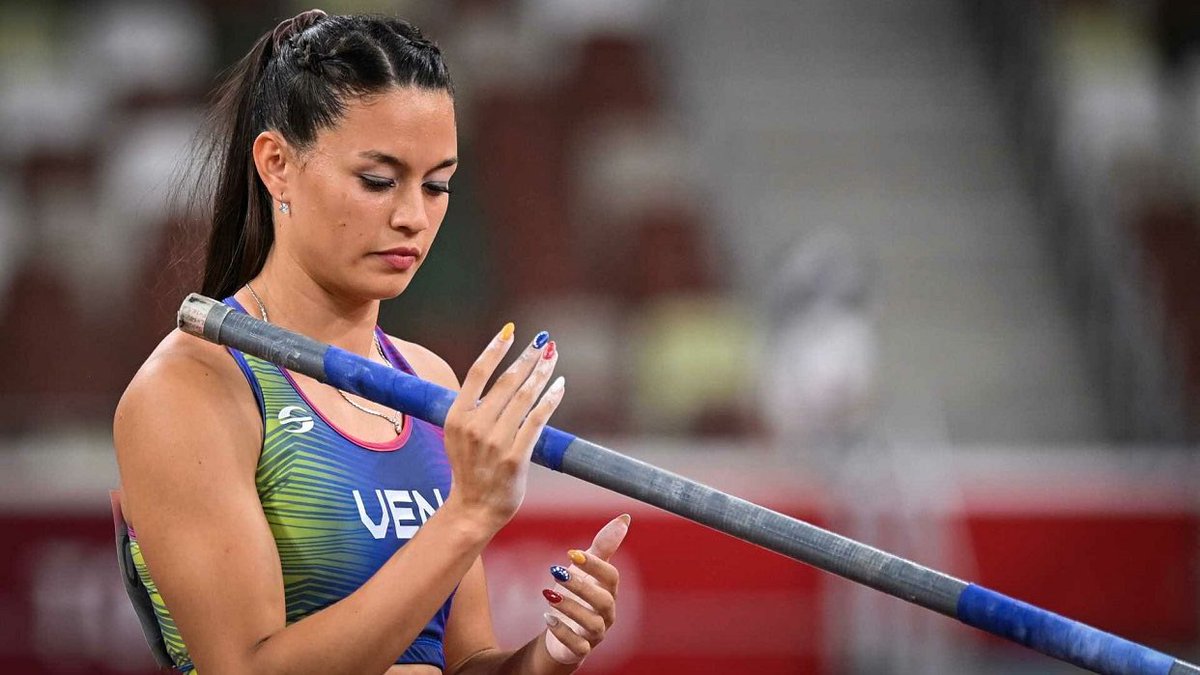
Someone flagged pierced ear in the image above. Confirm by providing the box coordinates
[252,130,292,204]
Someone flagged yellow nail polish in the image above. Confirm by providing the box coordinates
[500,322,515,341]
[568,549,586,565]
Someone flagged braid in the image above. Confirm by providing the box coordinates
[288,30,325,72]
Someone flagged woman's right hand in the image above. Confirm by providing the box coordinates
[442,324,564,532]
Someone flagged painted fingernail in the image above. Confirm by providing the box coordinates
[544,612,561,627]
[568,549,586,565]
[550,565,571,582]
[543,340,556,360]
[533,331,550,349]
[547,376,566,397]
[618,513,632,526]
[542,589,563,604]
[499,322,514,341]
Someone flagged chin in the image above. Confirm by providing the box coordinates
[337,261,421,301]
[368,274,416,301]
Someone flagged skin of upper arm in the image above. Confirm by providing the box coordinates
[386,336,504,671]
[114,332,284,673]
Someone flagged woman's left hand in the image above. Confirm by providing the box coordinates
[541,514,631,665]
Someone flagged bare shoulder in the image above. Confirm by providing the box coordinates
[383,335,460,391]
[113,329,262,518]
[116,329,252,425]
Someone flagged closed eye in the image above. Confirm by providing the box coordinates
[360,174,395,192]
[424,181,452,195]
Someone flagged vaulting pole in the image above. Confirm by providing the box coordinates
[178,293,1199,675]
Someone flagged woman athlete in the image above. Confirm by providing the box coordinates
[113,10,629,674]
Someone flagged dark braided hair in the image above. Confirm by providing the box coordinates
[195,10,453,300]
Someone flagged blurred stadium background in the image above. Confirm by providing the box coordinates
[1,0,1199,672]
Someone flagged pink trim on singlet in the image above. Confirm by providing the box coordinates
[278,368,412,451]
[276,327,417,452]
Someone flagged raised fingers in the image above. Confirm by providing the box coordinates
[454,322,516,411]
[544,590,607,641]
[549,566,616,627]
[566,548,620,597]
[495,341,558,439]
[473,331,550,420]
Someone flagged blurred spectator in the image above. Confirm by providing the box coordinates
[760,231,876,462]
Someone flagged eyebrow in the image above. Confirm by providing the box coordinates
[358,150,458,172]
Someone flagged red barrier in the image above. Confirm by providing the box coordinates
[0,453,1196,673]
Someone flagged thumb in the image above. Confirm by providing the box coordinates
[586,513,631,562]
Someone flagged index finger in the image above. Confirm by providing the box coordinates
[453,322,515,410]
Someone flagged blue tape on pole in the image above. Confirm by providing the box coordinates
[957,584,1176,675]
[324,346,575,472]
[324,347,456,426]
[532,427,575,472]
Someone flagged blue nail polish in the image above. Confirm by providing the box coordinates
[550,565,570,583]
[533,331,550,349]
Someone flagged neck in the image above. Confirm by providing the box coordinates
[237,251,380,359]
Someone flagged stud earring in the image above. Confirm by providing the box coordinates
[279,201,290,214]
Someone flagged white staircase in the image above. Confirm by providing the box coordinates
[666,0,1105,445]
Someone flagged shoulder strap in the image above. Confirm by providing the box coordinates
[221,297,266,418]
[375,327,418,376]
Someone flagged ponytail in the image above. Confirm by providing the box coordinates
[200,32,275,299]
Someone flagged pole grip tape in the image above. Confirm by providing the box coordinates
[957,583,1178,675]
[323,346,576,471]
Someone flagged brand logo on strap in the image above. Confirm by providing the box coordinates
[278,405,314,434]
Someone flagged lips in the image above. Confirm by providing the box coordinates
[378,246,420,257]
[375,246,420,271]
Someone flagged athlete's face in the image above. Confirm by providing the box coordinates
[273,86,457,300]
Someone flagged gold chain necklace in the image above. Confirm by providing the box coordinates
[245,282,403,435]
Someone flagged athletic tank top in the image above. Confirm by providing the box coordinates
[128,298,456,672]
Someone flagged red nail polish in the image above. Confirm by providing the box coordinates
[542,589,563,604]
[543,340,556,360]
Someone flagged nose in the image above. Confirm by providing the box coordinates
[389,184,430,233]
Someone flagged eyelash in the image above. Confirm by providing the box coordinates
[359,175,452,196]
